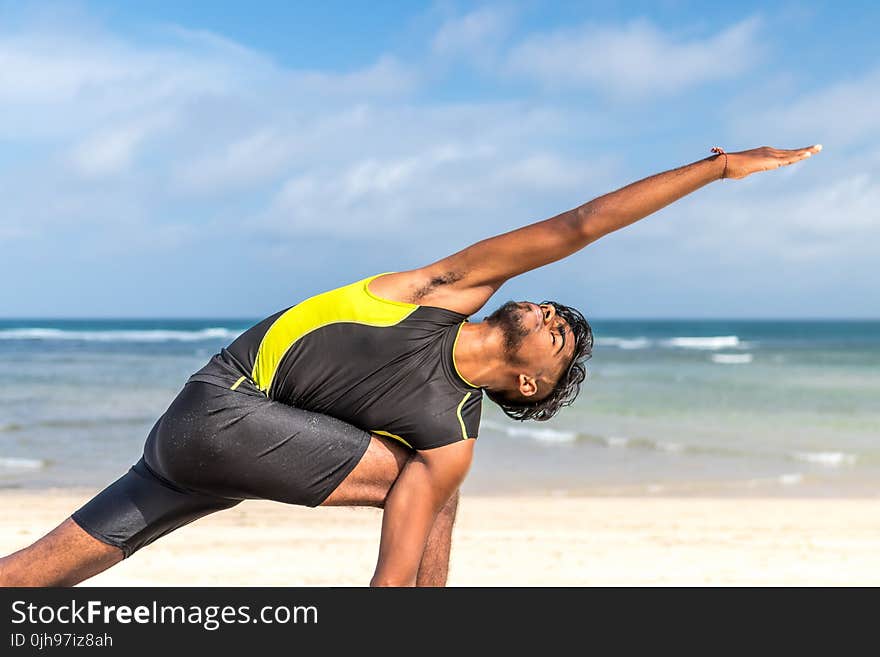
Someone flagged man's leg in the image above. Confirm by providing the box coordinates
[0,518,122,587]
[417,490,459,586]
[320,434,411,507]
[1,456,241,587]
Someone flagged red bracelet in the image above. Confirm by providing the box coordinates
[711,146,728,179]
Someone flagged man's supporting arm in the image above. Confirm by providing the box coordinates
[371,442,472,587]
[416,489,459,586]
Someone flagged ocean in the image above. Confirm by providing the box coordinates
[1,318,878,497]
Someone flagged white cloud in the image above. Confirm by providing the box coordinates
[0,35,131,103]
[262,144,605,239]
[68,114,174,178]
[0,24,410,141]
[661,163,879,268]
[506,17,763,98]
[69,126,145,177]
[285,55,417,98]
[174,129,296,193]
[432,7,512,58]
[0,17,426,237]
[0,29,259,141]
[733,68,880,148]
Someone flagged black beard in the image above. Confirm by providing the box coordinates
[484,301,530,357]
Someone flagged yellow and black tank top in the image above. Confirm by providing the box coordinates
[193,273,483,450]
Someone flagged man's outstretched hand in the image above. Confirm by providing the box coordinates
[723,144,822,180]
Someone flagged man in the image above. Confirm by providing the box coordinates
[0,144,820,587]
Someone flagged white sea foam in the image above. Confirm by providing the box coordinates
[0,328,239,342]
[480,420,578,443]
[743,473,804,488]
[598,337,652,350]
[605,436,630,448]
[794,451,857,467]
[664,335,741,350]
[0,457,45,470]
[711,353,754,365]
[658,441,685,453]
[503,426,578,443]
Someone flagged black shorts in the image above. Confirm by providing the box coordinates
[71,353,371,558]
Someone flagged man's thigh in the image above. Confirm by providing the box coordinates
[145,380,376,508]
[320,434,412,507]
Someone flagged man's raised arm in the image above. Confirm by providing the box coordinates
[370,145,821,315]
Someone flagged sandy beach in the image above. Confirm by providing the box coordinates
[2,489,879,586]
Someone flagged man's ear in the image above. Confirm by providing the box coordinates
[517,373,538,397]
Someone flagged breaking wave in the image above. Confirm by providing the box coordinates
[0,328,238,343]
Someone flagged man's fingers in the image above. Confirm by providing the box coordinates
[783,153,809,165]
[777,144,822,157]
[777,144,822,164]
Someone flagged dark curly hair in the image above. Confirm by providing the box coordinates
[485,301,593,422]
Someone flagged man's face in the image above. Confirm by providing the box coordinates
[485,301,576,396]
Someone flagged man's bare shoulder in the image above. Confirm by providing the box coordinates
[368,269,490,315]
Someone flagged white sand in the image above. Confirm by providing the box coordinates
[2,490,879,586]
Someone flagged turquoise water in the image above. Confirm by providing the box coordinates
[1,318,878,496]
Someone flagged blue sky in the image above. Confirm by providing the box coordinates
[1,1,877,318]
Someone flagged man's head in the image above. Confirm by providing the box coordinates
[483,300,593,422]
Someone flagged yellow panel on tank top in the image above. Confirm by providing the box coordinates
[251,273,417,394]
